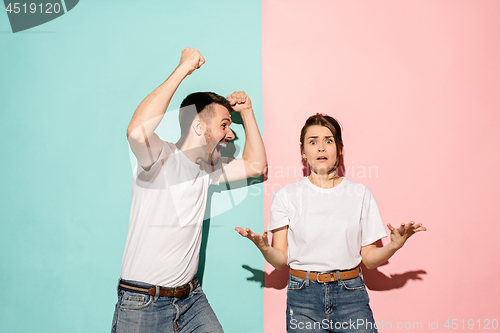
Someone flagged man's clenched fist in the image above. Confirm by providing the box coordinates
[179,47,205,75]
[227,91,253,114]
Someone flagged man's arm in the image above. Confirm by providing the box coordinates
[220,91,267,182]
[127,48,205,169]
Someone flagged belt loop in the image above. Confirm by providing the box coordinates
[335,271,342,285]
[154,286,160,302]
[188,281,194,296]
[306,271,310,286]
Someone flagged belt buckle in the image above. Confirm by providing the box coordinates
[316,272,332,283]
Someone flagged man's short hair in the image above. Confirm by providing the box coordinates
[179,92,233,136]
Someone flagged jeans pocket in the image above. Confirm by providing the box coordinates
[118,291,154,310]
[340,276,366,291]
[287,275,306,291]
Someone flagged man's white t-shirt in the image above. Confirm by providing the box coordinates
[121,141,226,287]
[268,177,387,271]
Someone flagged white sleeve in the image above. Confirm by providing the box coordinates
[135,141,173,179]
[360,188,387,246]
[268,189,290,231]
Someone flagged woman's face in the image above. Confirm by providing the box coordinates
[302,125,338,175]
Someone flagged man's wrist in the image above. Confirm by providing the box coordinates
[173,64,191,78]
[239,108,255,118]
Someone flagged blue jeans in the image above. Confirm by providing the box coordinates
[111,279,224,333]
[286,271,377,333]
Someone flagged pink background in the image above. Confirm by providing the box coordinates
[262,0,500,332]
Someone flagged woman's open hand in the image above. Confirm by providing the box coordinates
[388,221,427,249]
[235,227,270,251]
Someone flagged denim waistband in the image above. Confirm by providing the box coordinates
[118,277,198,290]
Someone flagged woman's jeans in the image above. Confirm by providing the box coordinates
[111,279,223,333]
[286,271,377,333]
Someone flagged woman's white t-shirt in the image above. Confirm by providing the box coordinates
[268,177,387,271]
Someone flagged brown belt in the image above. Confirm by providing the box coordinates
[118,278,197,299]
[290,266,360,283]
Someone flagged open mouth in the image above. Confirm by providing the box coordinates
[213,141,227,157]
[317,156,328,161]
[216,141,227,151]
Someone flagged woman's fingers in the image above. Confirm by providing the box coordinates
[236,227,271,247]
[246,228,256,238]
[235,227,248,237]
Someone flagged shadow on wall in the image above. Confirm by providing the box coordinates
[241,264,289,289]
[198,174,265,286]
[359,240,427,291]
[196,122,266,285]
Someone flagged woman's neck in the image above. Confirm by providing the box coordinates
[308,171,341,189]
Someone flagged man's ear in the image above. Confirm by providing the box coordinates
[192,118,203,136]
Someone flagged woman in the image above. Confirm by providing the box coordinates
[236,113,426,333]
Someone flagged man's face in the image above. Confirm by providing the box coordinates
[204,104,235,165]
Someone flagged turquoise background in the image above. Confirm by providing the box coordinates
[0,1,264,332]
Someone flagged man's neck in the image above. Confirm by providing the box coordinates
[176,135,206,165]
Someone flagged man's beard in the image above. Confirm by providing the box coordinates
[205,129,224,166]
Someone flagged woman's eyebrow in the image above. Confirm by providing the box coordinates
[307,135,333,139]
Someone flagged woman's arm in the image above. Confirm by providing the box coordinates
[235,225,288,270]
[361,221,426,269]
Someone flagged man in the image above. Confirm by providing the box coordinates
[111,48,266,332]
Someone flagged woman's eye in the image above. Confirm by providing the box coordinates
[326,140,332,144]
[310,141,316,145]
